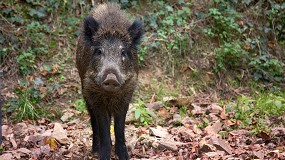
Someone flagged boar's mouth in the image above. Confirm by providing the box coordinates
[101,73,121,92]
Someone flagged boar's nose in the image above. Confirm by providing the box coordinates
[102,73,121,92]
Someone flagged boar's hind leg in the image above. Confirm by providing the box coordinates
[114,108,129,160]
[95,109,111,160]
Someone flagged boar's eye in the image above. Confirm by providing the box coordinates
[121,49,127,57]
[121,48,128,62]
[94,48,103,56]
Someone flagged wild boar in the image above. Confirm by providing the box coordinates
[76,3,143,160]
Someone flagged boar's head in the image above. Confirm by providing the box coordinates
[82,14,144,94]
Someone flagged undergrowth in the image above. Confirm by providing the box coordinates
[227,91,285,134]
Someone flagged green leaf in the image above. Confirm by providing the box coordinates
[166,5,173,12]
[274,100,282,108]
[183,7,191,14]
[147,109,156,118]
[49,41,56,47]
[140,116,145,123]
[178,10,184,15]
[135,109,141,119]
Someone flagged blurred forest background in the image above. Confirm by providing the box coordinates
[0,0,285,159]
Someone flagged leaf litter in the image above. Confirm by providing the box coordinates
[1,99,285,160]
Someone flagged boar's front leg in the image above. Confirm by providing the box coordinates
[95,109,111,160]
[86,102,100,153]
[114,106,129,160]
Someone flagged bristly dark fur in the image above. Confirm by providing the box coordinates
[76,2,144,160]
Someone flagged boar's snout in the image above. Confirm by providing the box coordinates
[102,73,120,92]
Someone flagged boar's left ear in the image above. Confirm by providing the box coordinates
[83,16,99,44]
[128,20,144,46]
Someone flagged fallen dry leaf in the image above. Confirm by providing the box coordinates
[158,140,178,151]
[149,126,171,139]
[225,119,236,126]
[157,108,169,117]
[17,148,31,154]
[220,105,228,119]
[45,137,58,151]
[149,93,156,103]
[210,136,233,155]
[205,120,223,135]
[60,112,74,122]
[191,103,203,115]
[0,153,13,160]
[51,123,69,144]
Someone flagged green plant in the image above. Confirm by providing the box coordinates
[250,56,283,80]
[214,41,248,71]
[141,1,193,73]
[74,99,87,113]
[133,99,156,126]
[205,6,241,42]
[207,0,284,84]
[179,106,187,117]
[17,48,36,75]
[227,92,285,134]
[265,2,285,41]
[13,84,43,121]
[15,90,40,121]
[138,43,149,65]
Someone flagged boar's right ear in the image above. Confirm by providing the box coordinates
[128,20,144,46]
[83,16,99,44]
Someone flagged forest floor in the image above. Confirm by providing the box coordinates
[1,64,285,160]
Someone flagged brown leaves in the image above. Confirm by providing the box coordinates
[1,95,285,159]
[0,120,92,159]
[51,123,69,145]
[40,64,60,77]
